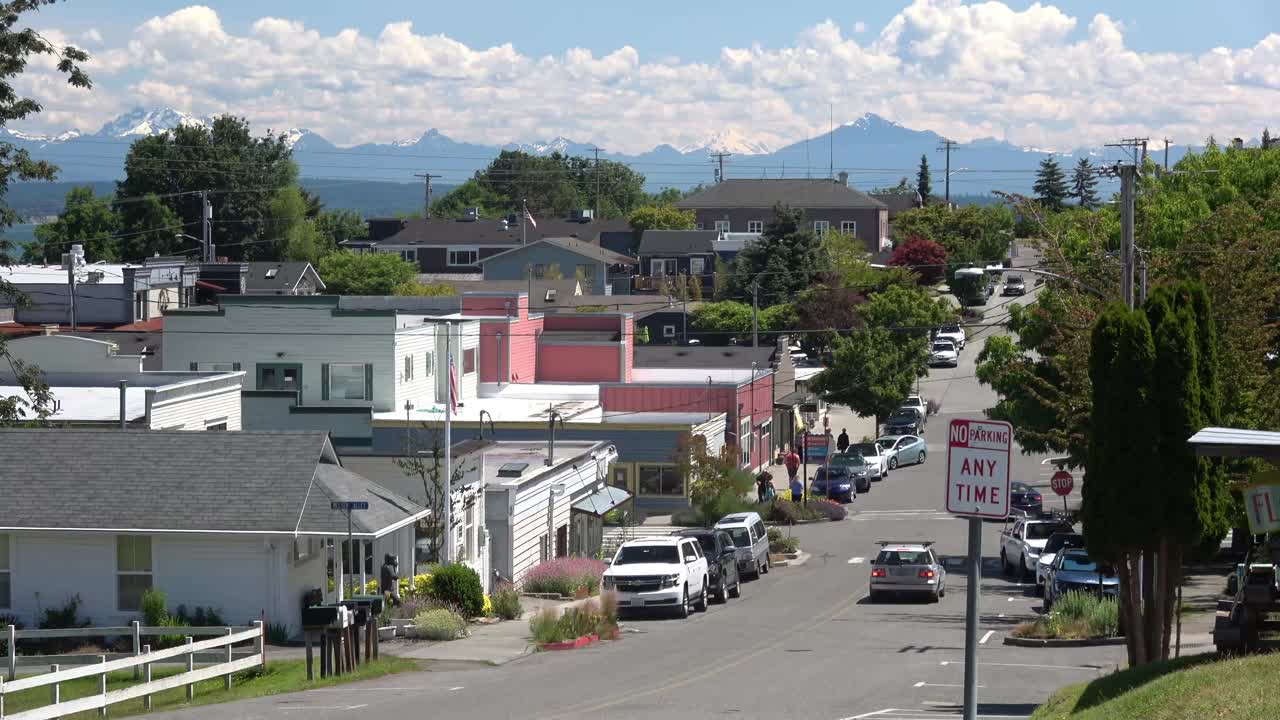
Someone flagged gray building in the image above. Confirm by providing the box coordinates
[0,256,196,327]
[676,177,889,252]
[479,237,637,295]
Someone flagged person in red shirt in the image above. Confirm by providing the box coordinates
[784,447,801,501]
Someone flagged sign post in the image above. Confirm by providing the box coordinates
[1050,470,1074,514]
[331,501,369,601]
[945,418,1012,720]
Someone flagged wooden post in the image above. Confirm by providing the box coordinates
[318,633,327,679]
[49,663,60,720]
[350,623,360,669]
[184,636,195,702]
[5,624,15,682]
[142,644,153,711]
[253,620,266,671]
[223,628,233,691]
[1,676,6,717]
[131,621,141,680]
[97,655,108,717]
[345,626,355,672]
[364,615,374,663]
[372,616,379,661]
[305,631,315,681]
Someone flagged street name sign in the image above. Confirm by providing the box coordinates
[945,418,1013,519]
[331,501,369,511]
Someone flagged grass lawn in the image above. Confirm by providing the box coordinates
[1,656,419,719]
[1032,651,1280,720]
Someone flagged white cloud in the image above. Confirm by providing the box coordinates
[11,0,1279,154]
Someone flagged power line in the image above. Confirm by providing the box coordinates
[937,139,958,205]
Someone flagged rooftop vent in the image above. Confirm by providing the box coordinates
[497,462,529,478]
[544,289,558,303]
[265,268,279,279]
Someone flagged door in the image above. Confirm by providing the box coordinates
[555,524,568,558]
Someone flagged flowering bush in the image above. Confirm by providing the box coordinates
[482,594,493,616]
[396,573,434,599]
[413,608,468,641]
[521,557,608,597]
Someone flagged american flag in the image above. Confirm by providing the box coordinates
[448,353,459,414]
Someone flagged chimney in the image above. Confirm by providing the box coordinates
[837,171,849,186]
[42,324,59,336]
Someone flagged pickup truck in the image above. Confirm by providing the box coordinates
[1000,516,1072,582]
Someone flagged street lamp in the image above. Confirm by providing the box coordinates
[175,231,213,262]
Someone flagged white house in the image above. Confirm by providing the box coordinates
[0,256,197,326]
[0,429,425,637]
[2,334,244,430]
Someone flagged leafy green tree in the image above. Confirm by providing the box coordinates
[464,150,646,219]
[689,301,753,344]
[393,281,457,297]
[1071,157,1099,208]
[808,328,925,427]
[821,230,916,291]
[628,205,695,235]
[29,186,120,262]
[429,179,511,219]
[871,177,913,194]
[887,236,948,285]
[117,194,181,261]
[890,204,1013,274]
[679,434,754,525]
[916,155,932,203]
[792,282,866,355]
[646,187,688,205]
[858,284,953,344]
[314,209,368,248]
[725,205,823,301]
[116,116,297,260]
[1033,156,1070,211]
[1262,128,1272,150]
[271,186,331,264]
[318,251,417,295]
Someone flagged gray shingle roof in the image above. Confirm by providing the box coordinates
[361,217,633,247]
[676,179,887,210]
[244,261,324,293]
[478,236,638,267]
[637,230,720,255]
[0,429,425,536]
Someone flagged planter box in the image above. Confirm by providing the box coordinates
[539,634,598,651]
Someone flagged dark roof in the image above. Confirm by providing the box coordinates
[479,236,637,267]
[637,230,720,255]
[869,192,920,216]
[675,179,887,210]
[633,345,775,369]
[0,429,425,536]
[360,216,633,248]
[244,262,324,293]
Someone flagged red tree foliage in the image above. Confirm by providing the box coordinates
[888,235,948,285]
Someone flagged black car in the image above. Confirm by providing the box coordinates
[672,528,741,603]
[884,408,924,436]
[1009,481,1043,515]
[1003,274,1027,296]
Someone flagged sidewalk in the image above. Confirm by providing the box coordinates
[380,596,585,666]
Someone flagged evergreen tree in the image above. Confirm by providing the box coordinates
[724,205,823,301]
[1263,128,1272,150]
[1033,156,1069,210]
[1070,157,1100,208]
[915,154,932,203]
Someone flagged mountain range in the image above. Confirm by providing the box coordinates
[7,106,1201,198]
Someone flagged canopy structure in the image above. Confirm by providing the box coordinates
[1187,427,1280,462]
[572,486,632,516]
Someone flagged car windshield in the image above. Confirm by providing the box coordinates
[614,545,679,564]
[875,550,930,566]
[682,534,716,554]
[726,528,751,548]
[816,467,850,481]
[1043,534,1083,553]
[889,411,915,422]
[1007,276,1023,284]
[1060,553,1101,573]
[1011,482,1032,493]
[940,324,960,334]
[1026,523,1067,540]
[831,453,866,467]
[850,443,879,456]
[932,342,954,352]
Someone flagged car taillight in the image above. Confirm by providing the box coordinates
[919,569,935,578]
[1031,493,1042,501]
[871,568,886,578]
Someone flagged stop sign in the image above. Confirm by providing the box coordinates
[1050,469,1074,497]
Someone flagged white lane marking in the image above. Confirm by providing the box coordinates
[940,660,1101,671]
[449,686,465,691]
[915,682,983,688]
[841,711,1026,720]
[309,688,419,692]
[980,630,995,644]
[849,557,866,564]
[280,706,368,711]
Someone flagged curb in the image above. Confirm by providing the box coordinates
[1002,635,1126,648]
[539,634,598,651]
[770,551,811,568]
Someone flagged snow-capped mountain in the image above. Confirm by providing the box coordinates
[93,107,208,138]
[678,128,772,156]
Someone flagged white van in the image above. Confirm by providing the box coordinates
[714,512,770,580]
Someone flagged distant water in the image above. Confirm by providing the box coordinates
[0,223,37,254]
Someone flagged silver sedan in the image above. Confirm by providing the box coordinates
[876,434,927,470]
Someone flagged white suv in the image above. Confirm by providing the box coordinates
[602,537,710,618]
[935,323,966,350]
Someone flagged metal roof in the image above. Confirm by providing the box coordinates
[572,486,632,515]
[1187,427,1280,459]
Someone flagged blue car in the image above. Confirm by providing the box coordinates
[810,465,866,503]
[876,435,927,470]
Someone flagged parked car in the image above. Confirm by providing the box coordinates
[812,463,867,502]
[846,441,888,479]
[1000,516,1074,581]
[1009,481,1044,516]
[672,528,741,603]
[1002,274,1027,296]
[876,435,927,470]
[1035,532,1086,594]
[935,323,966,350]
[715,512,770,580]
[901,394,929,418]
[602,536,709,618]
[870,541,946,603]
[884,408,925,435]
[1044,549,1119,609]
[929,339,959,368]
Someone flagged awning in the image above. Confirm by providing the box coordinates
[775,389,815,407]
[572,486,631,515]
[1188,427,1280,460]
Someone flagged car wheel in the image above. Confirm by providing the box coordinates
[1000,549,1010,575]
[1034,580,1044,597]
[888,456,898,470]
[868,590,882,603]
[931,591,941,604]
[677,586,690,619]
[761,558,770,575]
[917,450,927,464]
[939,583,946,599]
[729,577,741,599]
[695,581,709,612]
[1018,555,1031,582]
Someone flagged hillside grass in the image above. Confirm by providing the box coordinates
[1032,651,1280,720]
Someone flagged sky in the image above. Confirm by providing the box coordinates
[14,0,1280,153]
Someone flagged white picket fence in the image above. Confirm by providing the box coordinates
[0,621,264,720]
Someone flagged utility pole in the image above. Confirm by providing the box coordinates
[1119,163,1136,309]
[1163,138,1171,172]
[938,139,958,206]
[751,281,759,348]
[1107,137,1148,167]
[414,172,442,218]
[66,257,77,331]
[710,152,732,184]
[200,191,213,262]
[590,147,605,220]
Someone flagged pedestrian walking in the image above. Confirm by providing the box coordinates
[784,447,801,502]
[756,471,774,502]
[837,428,850,453]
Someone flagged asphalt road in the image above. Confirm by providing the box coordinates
[158,265,1125,720]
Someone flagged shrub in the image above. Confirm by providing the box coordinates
[141,589,169,627]
[266,623,291,644]
[598,591,618,631]
[521,557,608,597]
[38,595,94,654]
[807,498,849,521]
[397,573,434,599]
[482,594,493,616]
[1086,597,1120,638]
[413,608,468,641]
[529,608,564,644]
[557,606,597,639]
[765,500,825,524]
[766,527,783,543]
[430,564,485,618]
[0,614,22,655]
[770,535,800,554]
[671,508,703,527]
[491,584,524,621]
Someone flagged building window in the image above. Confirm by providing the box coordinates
[400,249,417,263]
[329,363,367,400]
[663,325,676,338]
[533,263,546,279]
[403,354,414,382]
[650,259,677,277]
[0,533,10,609]
[197,362,237,372]
[135,292,148,321]
[714,220,730,232]
[423,351,434,377]
[813,220,830,236]
[257,364,301,392]
[739,418,752,467]
[540,534,549,562]
[461,503,475,561]
[689,257,706,276]
[292,537,315,564]
[204,419,228,431]
[747,220,764,233]
[841,220,857,235]
[448,248,479,266]
[610,465,629,490]
[695,222,704,230]
[576,264,595,283]
[116,535,152,612]
[463,348,476,375]
[638,465,683,496]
